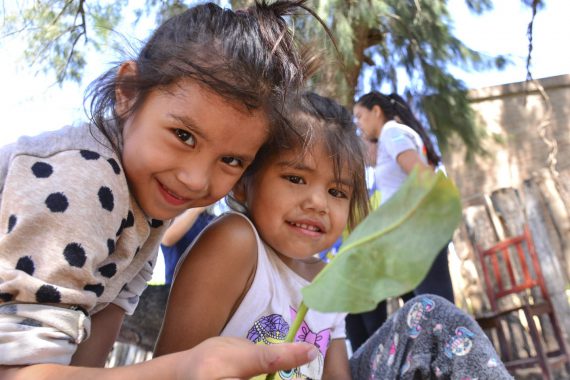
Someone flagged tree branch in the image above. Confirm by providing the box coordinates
[51,0,75,26]
[60,25,86,80]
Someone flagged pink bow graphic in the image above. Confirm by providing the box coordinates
[290,306,331,357]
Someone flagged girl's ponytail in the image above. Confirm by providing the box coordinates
[356,92,441,167]
[252,0,334,96]
[387,93,441,166]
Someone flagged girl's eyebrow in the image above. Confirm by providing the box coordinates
[276,159,314,171]
[329,171,353,188]
[336,178,354,189]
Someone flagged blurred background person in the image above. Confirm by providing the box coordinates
[346,91,454,353]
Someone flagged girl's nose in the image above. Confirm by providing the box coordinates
[302,188,328,214]
[177,164,210,195]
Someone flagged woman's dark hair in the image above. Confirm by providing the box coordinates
[85,1,329,151]
[234,92,370,230]
[355,91,441,166]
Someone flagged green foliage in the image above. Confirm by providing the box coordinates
[2,0,128,84]
[275,0,516,158]
[302,169,462,313]
[141,0,193,26]
[463,0,494,14]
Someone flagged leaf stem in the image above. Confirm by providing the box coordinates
[286,302,308,343]
[265,302,308,380]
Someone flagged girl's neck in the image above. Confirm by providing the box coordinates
[270,245,325,282]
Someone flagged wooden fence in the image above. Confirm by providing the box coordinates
[451,168,570,376]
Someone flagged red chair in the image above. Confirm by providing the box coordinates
[474,226,570,379]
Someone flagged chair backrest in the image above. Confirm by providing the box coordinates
[476,226,549,310]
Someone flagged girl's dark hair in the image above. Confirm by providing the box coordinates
[235,92,370,230]
[86,1,328,151]
[355,92,441,166]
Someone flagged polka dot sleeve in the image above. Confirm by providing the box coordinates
[0,150,130,312]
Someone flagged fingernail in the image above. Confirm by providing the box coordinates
[307,347,318,361]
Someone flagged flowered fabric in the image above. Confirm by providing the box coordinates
[350,295,513,379]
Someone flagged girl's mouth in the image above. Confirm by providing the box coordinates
[287,221,325,238]
[157,181,188,206]
[289,221,322,232]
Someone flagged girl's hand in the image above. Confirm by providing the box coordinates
[180,337,318,379]
[0,337,316,380]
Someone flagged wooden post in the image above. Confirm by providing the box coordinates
[488,188,537,355]
[490,186,557,353]
[451,224,486,314]
[463,204,498,250]
[522,178,570,344]
[490,188,533,302]
[535,169,570,281]
[490,187,526,236]
[463,204,499,313]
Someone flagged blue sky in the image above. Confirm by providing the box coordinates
[448,0,570,87]
[0,0,568,149]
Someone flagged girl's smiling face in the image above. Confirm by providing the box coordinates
[240,144,352,262]
[119,78,269,221]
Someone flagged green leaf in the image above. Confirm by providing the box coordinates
[301,169,461,313]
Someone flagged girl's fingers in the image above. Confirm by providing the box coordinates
[191,337,318,379]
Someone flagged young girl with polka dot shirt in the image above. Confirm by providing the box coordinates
[0,2,325,379]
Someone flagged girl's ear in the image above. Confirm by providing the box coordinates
[115,61,138,118]
[372,104,383,119]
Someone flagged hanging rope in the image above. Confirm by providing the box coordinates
[525,0,538,82]
[525,0,559,179]
[524,0,570,215]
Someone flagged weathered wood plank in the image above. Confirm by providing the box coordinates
[490,187,526,237]
[463,204,498,250]
[451,225,486,314]
[463,203,501,314]
[522,178,570,345]
[535,169,570,281]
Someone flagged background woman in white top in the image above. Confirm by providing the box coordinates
[347,91,455,352]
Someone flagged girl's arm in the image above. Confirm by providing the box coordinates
[154,213,258,355]
[396,149,433,174]
[160,206,207,247]
[0,337,318,380]
[70,304,125,367]
[321,339,351,379]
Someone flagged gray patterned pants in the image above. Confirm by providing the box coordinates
[349,295,513,379]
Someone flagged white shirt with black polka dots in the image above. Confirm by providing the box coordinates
[0,124,168,364]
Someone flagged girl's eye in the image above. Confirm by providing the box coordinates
[221,156,243,168]
[174,128,196,147]
[286,175,305,184]
[329,188,348,199]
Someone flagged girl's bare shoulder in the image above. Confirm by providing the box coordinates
[191,212,258,261]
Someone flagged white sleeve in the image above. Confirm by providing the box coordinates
[382,126,421,160]
[112,258,154,315]
[330,312,347,340]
